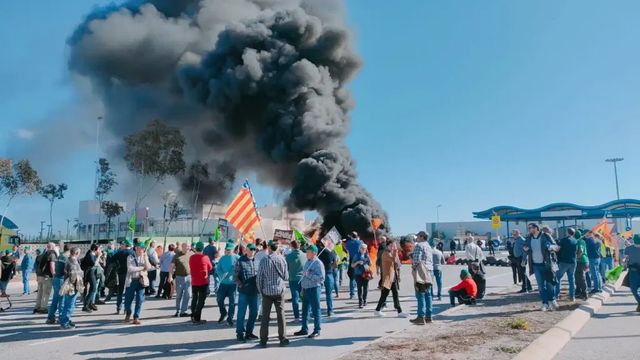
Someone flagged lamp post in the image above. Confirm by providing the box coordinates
[605,157,624,200]
[436,204,443,237]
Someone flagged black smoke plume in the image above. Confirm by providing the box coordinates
[68,0,387,236]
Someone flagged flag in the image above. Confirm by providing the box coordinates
[321,226,341,251]
[294,229,308,244]
[212,227,221,242]
[592,219,614,247]
[606,264,624,283]
[128,214,136,233]
[225,181,260,235]
[371,218,384,231]
[144,236,152,249]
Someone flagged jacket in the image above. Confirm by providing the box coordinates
[234,255,258,295]
[525,232,557,275]
[380,250,400,290]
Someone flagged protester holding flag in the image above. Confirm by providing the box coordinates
[285,240,306,322]
[294,244,325,339]
[217,242,239,326]
[317,241,338,316]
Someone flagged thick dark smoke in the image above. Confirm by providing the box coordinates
[68,0,387,236]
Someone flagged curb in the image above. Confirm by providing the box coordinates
[513,271,627,360]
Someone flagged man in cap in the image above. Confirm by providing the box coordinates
[344,231,363,300]
[203,236,219,296]
[411,231,434,325]
[235,243,259,341]
[623,234,640,312]
[257,240,290,347]
[168,242,193,317]
[294,244,325,338]
[217,242,239,326]
[189,242,212,324]
[110,240,134,314]
[448,269,477,307]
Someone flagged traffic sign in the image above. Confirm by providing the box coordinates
[491,215,501,229]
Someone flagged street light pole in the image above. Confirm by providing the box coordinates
[436,204,442,237]
[605,157,624,200]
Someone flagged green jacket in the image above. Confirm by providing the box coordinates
[285,249,306,283]
[576,238,589,264]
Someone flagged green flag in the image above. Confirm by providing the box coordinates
[606,264,624,283]
[294,229,307,244]
[128,214,136,232]
[213,227,221,242]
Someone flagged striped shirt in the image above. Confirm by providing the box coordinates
[257,252,289,296]
[412,241,433,271]
[301,257,325,289]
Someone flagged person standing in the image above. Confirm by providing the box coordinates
[344,232,363,300]
[234,243,259,341]
[411,231,434,325]
[203,237,219,296]
[20,247,34,295]
[0,250,15,297]
[46,244,69,324]
[59,247,84,330]
[555,228,579,301]
[81,244,99,313]
[374,239,409,317]
[351,243,371,308]
[169,242,192,317]
[524,223,560,311]
[285,240,306,322]
[623,235,640,312]
[317,241,338,316]
[574,230,589,300]
[145,241,160,296]
[584,231,603,294]
[257,241,289,348]
[216,242,239,326]
[334,239,348,292]
[512,230,532,293]
[123,241,151,325]
[294,245,324,338]
[254,239,269,315]
[465,237,486,299]
[156,244,175,299]
[449,239,457,256]
[432,244,445,301]
[112,240,134,314]
[189,242,212,325]
[599,239,614,284]
[34,243,56,314]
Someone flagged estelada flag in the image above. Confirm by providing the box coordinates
[225,181,260,235]
[592,219,614,247]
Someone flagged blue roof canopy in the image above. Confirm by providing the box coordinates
[473,199,640,221]
[0,216,18,230]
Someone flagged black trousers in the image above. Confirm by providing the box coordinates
[356,277,369,305]
[191,285,208,321]
[449,288,472,306]
[145,269,157,295]
[575,262,588,298]
[260,294,286,343]
[376,281,401,312]
[157,271,169,297]
[516,257,531,291]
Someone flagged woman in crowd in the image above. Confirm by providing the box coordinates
[374,239,409,317]
[351,243,371,308]
[124,241,151,325]
[59,247,84,329]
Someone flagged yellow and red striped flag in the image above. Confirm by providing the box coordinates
[225,181,260,236]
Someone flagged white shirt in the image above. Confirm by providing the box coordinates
[465,242,485,261]
[531,236,543,264]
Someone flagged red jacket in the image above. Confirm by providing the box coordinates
[451,277,477,298]
[189,253,213,286]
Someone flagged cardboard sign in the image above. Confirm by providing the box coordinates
[273,229,293,244]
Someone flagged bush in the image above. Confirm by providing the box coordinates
[507,318,529,330]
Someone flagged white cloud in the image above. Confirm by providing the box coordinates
[16,128,34,140]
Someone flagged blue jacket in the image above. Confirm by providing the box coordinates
[557,236,578,264]
[585,236,602,260]
[21,254,34,272]
[351,252,371,277]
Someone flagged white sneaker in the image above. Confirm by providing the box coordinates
[540,303,549,312]
[397,312,410,318]
[374,310,385,317]
[550,300,559,310]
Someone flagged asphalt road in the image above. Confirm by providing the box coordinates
[1,263,514,360]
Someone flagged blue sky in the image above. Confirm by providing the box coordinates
[1,1,639,237]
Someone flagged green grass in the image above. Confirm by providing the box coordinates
[506,318,530,330]
[495,345,521,354]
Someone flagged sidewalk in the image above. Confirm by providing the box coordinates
[554,288,640,359]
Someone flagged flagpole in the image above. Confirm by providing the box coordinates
[244,179,268,240]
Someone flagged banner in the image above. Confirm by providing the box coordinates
[273,229,293,244]
[321,226,341,251]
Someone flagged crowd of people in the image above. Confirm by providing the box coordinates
[2,225,640,345]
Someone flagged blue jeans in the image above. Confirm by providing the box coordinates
[629,270,640,305]
[289,280,302,320]
[599,257,613,282]
[22,270,32,294]
[333,268,340,295]
[116,273,126,311]
[47,277,65,321]
[301,286,322,334]
[59,291,79,326]
[415,290,433,318]
[124,280,145,319]
[217,283,236,322]
[555,262,576,299]
[324,273,335,314]
[431,270,443,298]
[236,292,258,336]
[588,258,602,291]
[532,263,555,303]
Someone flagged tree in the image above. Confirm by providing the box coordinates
[0,159,42,242]
[184,161,209,242]
[39,183,68,240]
[101,201,124,240]
[124,120,186,220]
[94,158,118,243]
[162,192,180,249]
